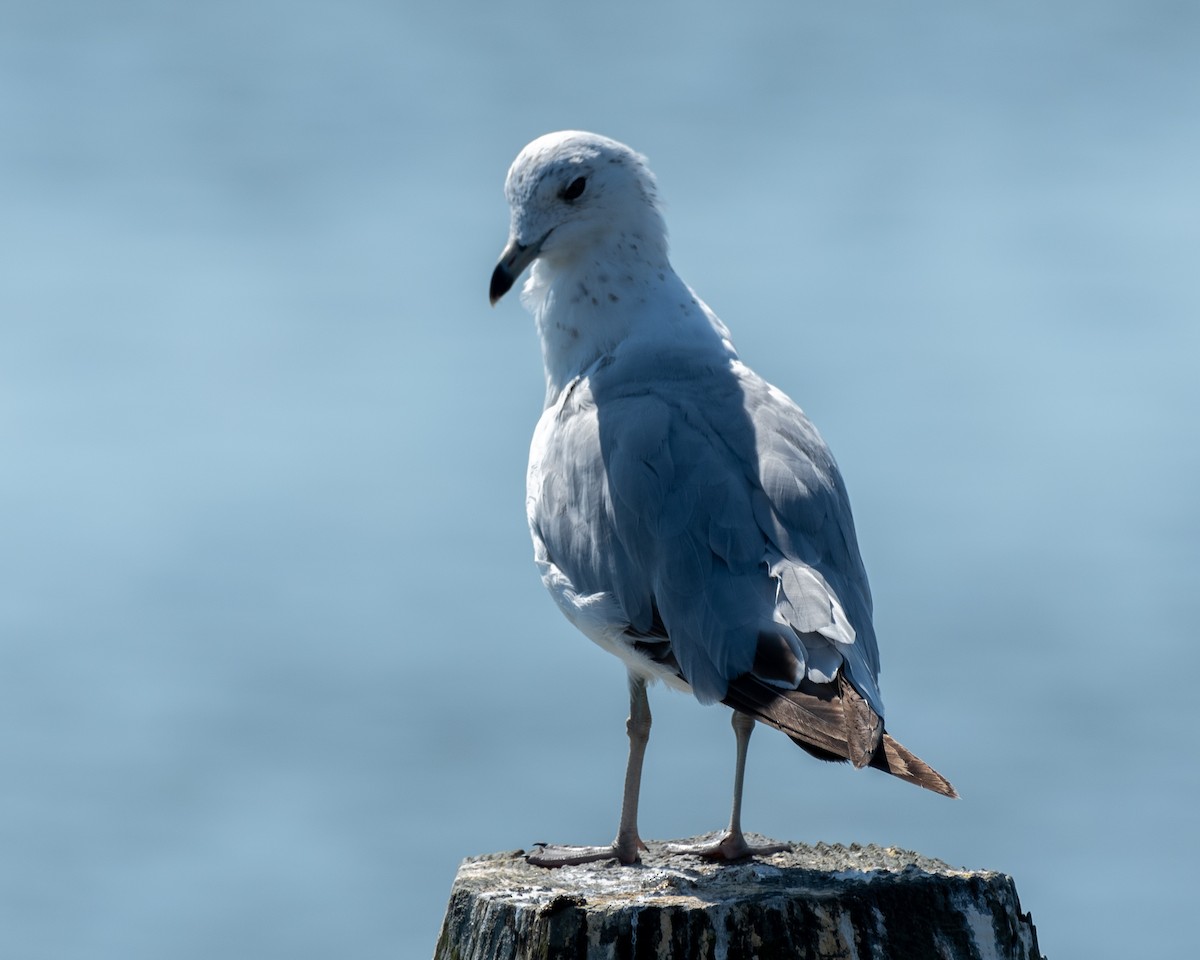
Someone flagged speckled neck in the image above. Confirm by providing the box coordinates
[524,241,729,408]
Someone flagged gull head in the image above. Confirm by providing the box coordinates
[489,131,667,305]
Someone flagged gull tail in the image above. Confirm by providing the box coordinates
[722,672,958,799]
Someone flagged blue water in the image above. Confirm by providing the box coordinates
[2,3,1197,957]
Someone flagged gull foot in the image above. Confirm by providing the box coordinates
[526,838,645,868]
[665,831,792,862]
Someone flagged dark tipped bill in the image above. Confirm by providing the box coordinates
[489,235,545,305]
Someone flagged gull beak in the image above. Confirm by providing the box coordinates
[489,235,544,305]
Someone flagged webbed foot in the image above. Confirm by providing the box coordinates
[665,831,791,861]
[526,837,646,868]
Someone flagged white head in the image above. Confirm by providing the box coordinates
[489,131,669,304]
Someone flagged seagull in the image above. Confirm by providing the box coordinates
[490,131,956,867]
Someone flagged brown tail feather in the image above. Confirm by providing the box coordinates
[871,733,958,798]
[722,672,958,799]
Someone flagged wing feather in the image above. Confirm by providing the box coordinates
[528,354,884,715]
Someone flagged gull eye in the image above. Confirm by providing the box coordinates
[561,176,587,202]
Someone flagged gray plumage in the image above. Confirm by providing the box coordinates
[491,131,954,866]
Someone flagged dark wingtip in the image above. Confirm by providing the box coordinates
[489,263,514,305]
[722,673,958,797]
[872,733,959,798]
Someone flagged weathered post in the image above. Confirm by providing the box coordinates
[434,836,1043,960]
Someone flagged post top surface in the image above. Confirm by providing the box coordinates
[455,836,998,910]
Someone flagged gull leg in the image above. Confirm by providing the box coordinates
[527,674,651,867]
[668,710,792,861]
[612,673,652,860]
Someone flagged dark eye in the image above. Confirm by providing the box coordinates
[561,176,587,202]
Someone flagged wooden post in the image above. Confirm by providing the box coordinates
[434,836,1043,960]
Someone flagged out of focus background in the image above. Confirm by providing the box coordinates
[2,2,1197,957]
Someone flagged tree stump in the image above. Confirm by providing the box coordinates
[433,836,1043,960]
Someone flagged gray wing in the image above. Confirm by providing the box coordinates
[740,368,883,714]
[529,356,883,714]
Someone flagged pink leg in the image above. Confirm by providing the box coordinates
[668,710,792,861]
[527,674,651,867]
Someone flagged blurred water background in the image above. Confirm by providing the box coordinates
[2,2,1197,957]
